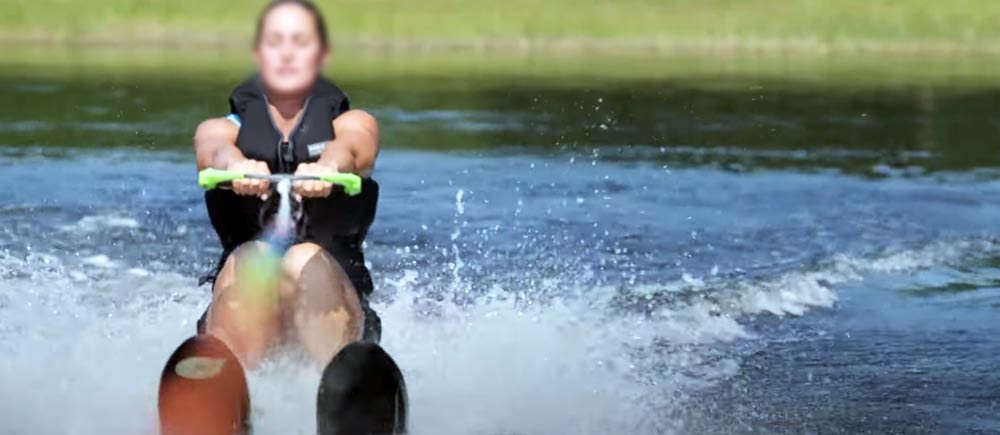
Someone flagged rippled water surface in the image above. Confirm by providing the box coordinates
[1,48,998,435]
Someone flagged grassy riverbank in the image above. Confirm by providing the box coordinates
[5,0,1000,53]
[5,45,1000,90]
[6,44,1000,93]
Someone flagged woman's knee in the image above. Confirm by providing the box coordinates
[276,243,360,312]
[225,241,272,267]
[281,243,359,309]
[213,241,271,291]
[282,242,329,281]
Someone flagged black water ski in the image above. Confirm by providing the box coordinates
[158,334,251,435]
[317,342,408,435]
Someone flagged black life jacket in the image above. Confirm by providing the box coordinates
[204,76,379,296]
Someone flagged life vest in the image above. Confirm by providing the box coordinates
[203,76,379,297]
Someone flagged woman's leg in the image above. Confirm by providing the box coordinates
[205,242,282,368]
[280,242,365,367]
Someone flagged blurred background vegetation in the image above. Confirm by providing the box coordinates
[4,0,1000,53]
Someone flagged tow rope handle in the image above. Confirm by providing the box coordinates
[198,168,363,196]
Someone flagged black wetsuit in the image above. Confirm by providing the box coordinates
[200,75,381,342]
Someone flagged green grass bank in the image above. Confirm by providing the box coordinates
[5,0,1000,53]
[6,45,1000,89]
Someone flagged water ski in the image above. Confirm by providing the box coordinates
[317,342,408,435]
[158,334,251,435]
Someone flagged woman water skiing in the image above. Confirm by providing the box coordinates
[196,0,380,367]
[159,2,406,434]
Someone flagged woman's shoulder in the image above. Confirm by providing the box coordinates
[224,113,242,127]
[195,117,240,139]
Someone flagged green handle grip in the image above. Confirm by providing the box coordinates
[197,168,363,196]
[198,168,244,189]
[317,173,363,196]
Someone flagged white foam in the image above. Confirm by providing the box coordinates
[0,250,199,435]
[128,267,151,277]
[81,254,120,269]
[59,215,139,234]
[0,239,990,434]
[382,289,668,434]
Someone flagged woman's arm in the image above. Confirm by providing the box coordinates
[194,118,270,196]
[320,109,380,176]
[295,110,380,197]
[194,118,243,170]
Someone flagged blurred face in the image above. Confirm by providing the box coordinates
[254,3,328,98]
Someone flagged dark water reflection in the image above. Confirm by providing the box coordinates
[3,63,1000,177]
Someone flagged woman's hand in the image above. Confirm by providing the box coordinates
[228,159,270,197]
[294,162,337,198]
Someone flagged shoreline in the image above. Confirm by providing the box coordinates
[6,33,1000,57]
[6,39,1000,90]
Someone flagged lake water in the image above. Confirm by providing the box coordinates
[1,47,998,435]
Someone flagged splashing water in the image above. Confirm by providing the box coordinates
[265,178,295,250]
[1,148,997,435]
[235,178,295,301]
[1,200,997,435]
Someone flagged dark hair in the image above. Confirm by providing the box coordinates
[254,0,329,47]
